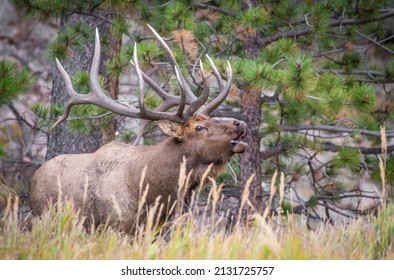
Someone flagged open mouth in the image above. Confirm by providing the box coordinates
[231,124,248,154]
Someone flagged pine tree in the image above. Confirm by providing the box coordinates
[0,59,33,156]
[143,0,394,218]
[13,0,130,159]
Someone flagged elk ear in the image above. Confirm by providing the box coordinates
[157,121,184,140]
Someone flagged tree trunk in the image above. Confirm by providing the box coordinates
[240,88,262,211]
[239,0,263,214]
[46,10,118,160]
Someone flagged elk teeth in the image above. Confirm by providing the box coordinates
[231,140,248,146]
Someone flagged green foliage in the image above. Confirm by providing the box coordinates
[281,100,306,125]
[106,56,125,79]
[384,60,394,78]
[315,73,346,114]
[47,23,92,61]
[282,55,316,100]
[261,38,298,64]
[271,1,300,26]
[217,159,240,183]
[192,22,213,42]
[71,71,90,94]
[100,0,145,11]
[355,115,379,131]
[31,103,64,128]
[112,16,131,39]
[120,131,136,143]
[357,0,384,18]
[137,41,163,68]
[159,1,194,31]
[310,3,330,34]
[68,105,112,135]
[308,196,319,208]
[370,206,394,259]
[363,22,387,41]
[46,41,68,61]
[341,52,361,70]
[332,147,360,173]
[261,107,280,134]
[281,201,293,215]
[0,143,6,157]
[215,0,240,11]
[239,59,279,90]
[351,84,376,113]
[238,8,268,30]
[371,155,394,185]
[0,60,34,108]
[13,0,141,20]
[31,103,64,119]
[106,43,135,78]
[108,40,163,77]
[31,101,113,135]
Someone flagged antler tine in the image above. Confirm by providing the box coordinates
[89,29,144,115]
[51,98,86,129]
[132,42,186,124]
[54,26,231,131]
[133,43,148,117]
[147,24,197,103]
[186,59,209,115]
[200,59,232,115]
[132,100,175,146]
[129,60,178,103]
[89,28,107,100]
[53,28,150,129]
[174,67,187,118]
[132,120,149,146]
[51,59,93,129]
[205,54,224,90]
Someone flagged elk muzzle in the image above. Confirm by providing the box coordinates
[231,120,248,154]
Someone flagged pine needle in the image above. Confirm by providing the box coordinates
[172,29,199,60]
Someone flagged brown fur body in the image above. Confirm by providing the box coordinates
[29,116,247,233]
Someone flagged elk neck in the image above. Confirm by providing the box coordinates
[157,137,228,184]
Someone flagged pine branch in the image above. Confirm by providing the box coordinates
[8,104,47,134]
[261,143,290,160]
[317,69,385,77]
[280,124,394,138]
[321,141,394,154]
[261,141,394,160]
[355,30,394,55]
[258,9,394,46]
[291,191,381,216]
[194,2,239,17]
[355,78,394,84]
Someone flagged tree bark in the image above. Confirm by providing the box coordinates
[239,0,263,214]
[239,88,262,212]
[46,10,117,160]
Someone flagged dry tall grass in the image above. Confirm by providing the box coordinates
[1,167,393,260]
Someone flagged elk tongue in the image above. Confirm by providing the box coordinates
[231,140,248,153]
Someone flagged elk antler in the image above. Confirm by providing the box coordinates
[52,25,232,130]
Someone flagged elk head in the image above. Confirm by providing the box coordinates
[53,24,247,151]
[159,115,248,161]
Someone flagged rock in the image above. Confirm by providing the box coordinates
[0,0,18,37]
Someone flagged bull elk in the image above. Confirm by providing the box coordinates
[29,25,248,233]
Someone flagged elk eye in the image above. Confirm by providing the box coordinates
[195,125,205,131]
